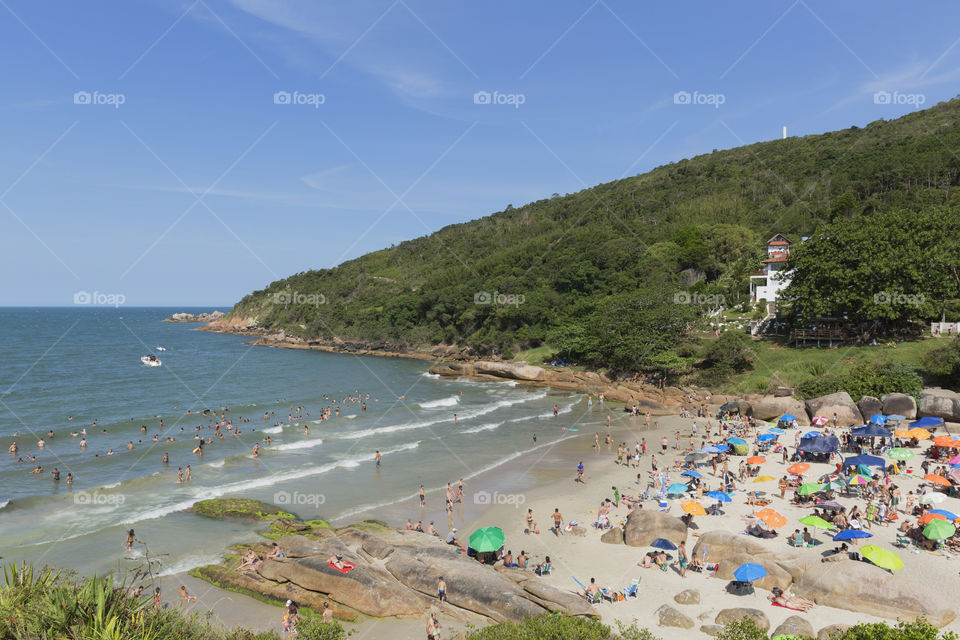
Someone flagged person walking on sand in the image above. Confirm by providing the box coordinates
[677,540,688,578]
[375,450,381,468]
[525,508,538,534]
[576,461,585,484]
[552,508,563,535]
[419,484,426,507]
[437,576,447,603]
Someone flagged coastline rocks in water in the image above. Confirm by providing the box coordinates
[744,395,810,425]
[473,361,546,381]
[656,604,694,629]
[804,392,863,426]
[673,588,701,605]
[791,559,955,627]
[818,624,852,639]
[623,509,687,547]
[881,392,917,419]
[715,608,770,631]
[919,388,960,421]
[773,615,814,638]
[857,396,883,421]
[191,497,296,521]
[165,310,225,322]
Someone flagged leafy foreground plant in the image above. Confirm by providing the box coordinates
[0,562,350,640]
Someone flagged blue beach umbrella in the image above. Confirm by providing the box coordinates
[780,414,797,422]
[869,414,887,425]
[666,483,689,495]
[833,529,873,541]
[733,563,767,583]
[715,445,730,452]
[706,491,732,502]
[930,509,959,521]
[801,430,820,439]
[726,437,747,446]
[701,445,722,453]
[650,538,677,551]
[766,427,786,435]
[758,433,777,442]
[887,414,906,422]
[681,470,703,478]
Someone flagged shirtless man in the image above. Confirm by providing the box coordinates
[525,508,538,534]
[322,602,334,623]
[419,485,426,507]
[552,508,563,535]
[426,521,440,537]
[374,450,381,468]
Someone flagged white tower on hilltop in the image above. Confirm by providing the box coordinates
[782,126,787,139]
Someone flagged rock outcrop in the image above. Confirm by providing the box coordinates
[692,531,800,591]
[881,392,917,419]
[673,588,701,605]
[189,505,598,624]
[818,624,852,639]
[656,604,694,629]
[744,395,810,425]
[857,396,883,421]
[804,392,864,426]
[165,310,225,322]
[622,509,687,547]
[791,559,955,628]
[920,388,960,422]
[773,615,814,638]
[715,608,770,631]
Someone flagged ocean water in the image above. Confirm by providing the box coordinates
[0,308,590,576]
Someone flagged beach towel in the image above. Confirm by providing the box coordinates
[771,601,806,612]
[327,561,355,574]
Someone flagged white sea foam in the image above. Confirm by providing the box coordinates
[461,421,504,434]
[263,426,283,434]
[419,395,460,409]
[207,459,225,468]
[420,372,440,379]
[0,500,8,511]
[271,438,324,452]
[155,553,223,577]
[510,400,577,422]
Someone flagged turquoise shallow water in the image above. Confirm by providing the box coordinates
[0,307,592,576]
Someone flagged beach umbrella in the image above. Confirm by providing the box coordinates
[797,482,823,496]
[726,437,747,446]
[780,414,797,423]
[799,515,836,530]
[950,455,960,465]
[706,491,732,502]
[886,448,914,462]
[919,512,948,525]
[715,444,730,452]
[756,508,787,529]
[666,483,689,495]
[894,430,911,439]
[925,474,951,487]
[818,501,844,511]
[923,519,956,540]
[650,538,677,551]
[907,427,931,440]
[753,475,775,483]
[812,416,828,426]
[847,474,871,486]
[758,433,777,442]
[747,456,766,464]
[681,470,703,478]
[824,479,846,491]
[920,493,947,505]
[767,427,786,435]
[468,526,505,553]
[801,430,820,439]
[869,414,887,425]
[910,417,944,428]
[932,436,960,448]
[949,469,960,485]
[681,500,707,516]
[930,508,959,521]
[787,463,810,475]
[833,529,873,541]
[684,452,710,462]
[887,414,906,422]
[861,546,904,571]
[701,446,722,454]
[733,562,767,582]
[817,473,841,483]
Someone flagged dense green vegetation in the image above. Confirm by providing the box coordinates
[228,98,960,377]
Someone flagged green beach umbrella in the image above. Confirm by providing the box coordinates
[797,482,824,496]
[469,526,505,552]
[824,479,846,491]
[861,545,904,571]
[923,519,957,540]
[799,515,836,530]
[886,448,914,462]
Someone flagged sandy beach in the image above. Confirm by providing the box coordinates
[169,404,960,639]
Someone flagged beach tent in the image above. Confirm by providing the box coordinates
[843,454,885,468]
[851,424,892,438]
[910,417,944,428]
[797,434,839,454]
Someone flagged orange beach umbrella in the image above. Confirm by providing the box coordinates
[919,512,948,525]
[680,500,707,516]
[925,474,952,487]
[756,507,787,529]
[787,463,810,475]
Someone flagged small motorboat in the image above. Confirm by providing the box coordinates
[155,346,167,351]
[141,355,162,367]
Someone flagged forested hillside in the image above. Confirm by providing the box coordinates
[227,98,960,373]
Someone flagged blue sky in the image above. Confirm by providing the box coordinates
[1,0,958,305]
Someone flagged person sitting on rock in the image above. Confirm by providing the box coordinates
[501,549,514,567]
[235,549,258,571]
[265,542,286,560]
[427,521,440,537]
[534,555,551,576]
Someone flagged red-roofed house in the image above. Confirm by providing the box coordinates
[750,234,793,305]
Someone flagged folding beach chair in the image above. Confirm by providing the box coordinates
[621,578,640,598]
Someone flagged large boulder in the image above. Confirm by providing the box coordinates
[384,546,546,623]
[857,396,883,422]
[804,392,863,426]
[881,393,917,419]
[715,608,770,631]
[521,581,596,617]
[745,395,810,425]
[818,624,852,639]
[714,552,792,592]
[791,558,955,627]
[692,531,802,591]
[623,509,687,547]
[600,527,623,545]
[773,615,815,638]
[674,588,701,605]
[473,361,545,381]
[656,604,694,629]
[919,388,960,421]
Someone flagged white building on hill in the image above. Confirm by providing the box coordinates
[750,233,793,309]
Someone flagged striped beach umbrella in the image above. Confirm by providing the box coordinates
[812,416,828,426]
